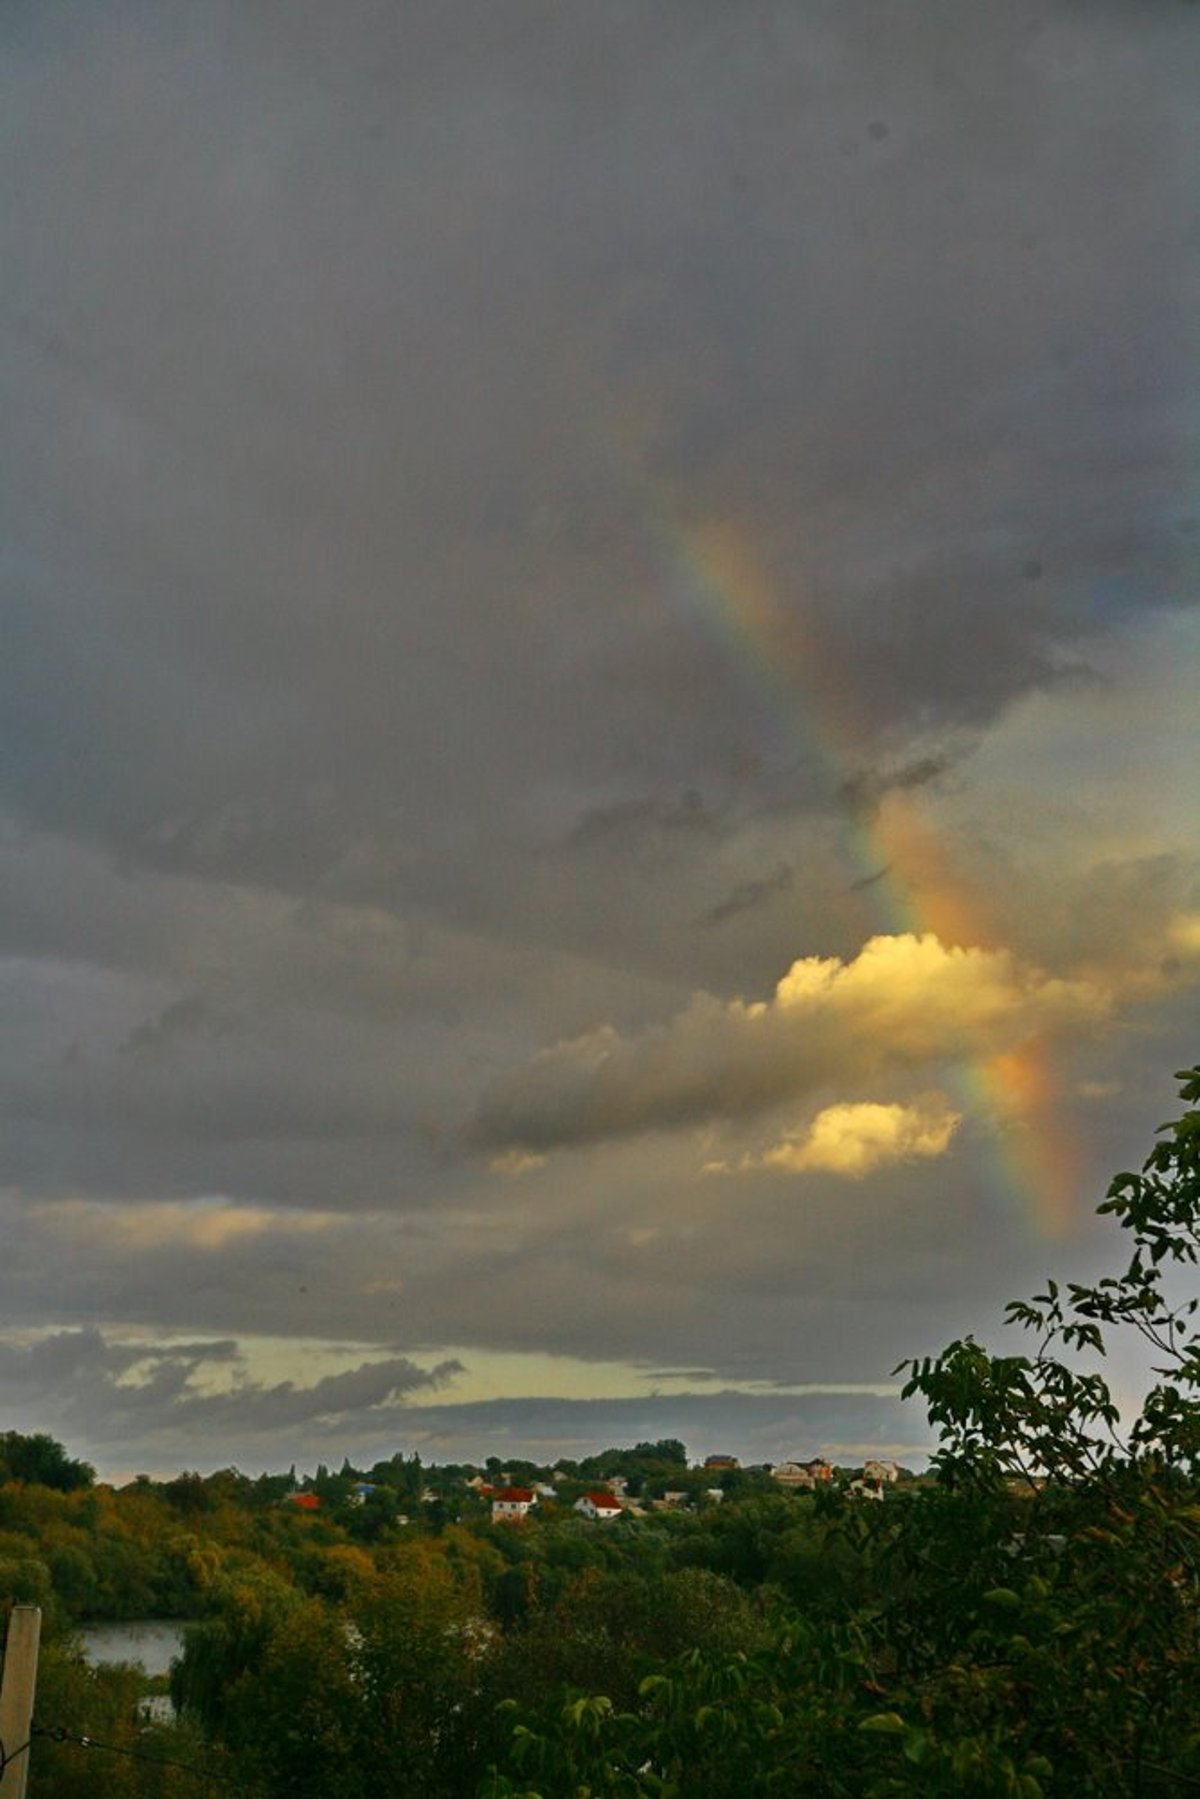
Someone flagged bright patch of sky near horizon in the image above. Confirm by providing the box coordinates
[1,0,1197,1478]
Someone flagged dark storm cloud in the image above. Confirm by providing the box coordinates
[698,863,794,928]
[0,1326,462,1451]
[0,0,1196,1469]
[0,1326,929,1476]
[839,756,954,819]
[1,0,1194,918]
[119,995,229,1059]
[0,1120,1034,1381]
[569,792,720,853]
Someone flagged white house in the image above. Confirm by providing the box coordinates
[770,1462,816,1490]
[491,1486,536,1523]
[574,1491,624,1522]
[848,1478,884,1502]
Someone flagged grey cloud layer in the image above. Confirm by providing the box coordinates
[0,1327,461,1454]
[0,0,1196,1471]
[0,1324,933,1474]
[3,0,1195,911]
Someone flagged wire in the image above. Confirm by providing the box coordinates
[0,1737,32,1777]
[33,1721,240,1786]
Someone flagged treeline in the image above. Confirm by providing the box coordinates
[3,1066,1199,1795]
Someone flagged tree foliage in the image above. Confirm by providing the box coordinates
[0,1430,94,1492]
[901,1065,1200,1490]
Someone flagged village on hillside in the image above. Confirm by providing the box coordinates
[278,1442,915,1529]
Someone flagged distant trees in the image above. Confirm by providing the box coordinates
[0,1429,94,1491]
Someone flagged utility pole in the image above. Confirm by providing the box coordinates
[0,1606,41,1799]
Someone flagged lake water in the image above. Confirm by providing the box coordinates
[78,1619,188,1677]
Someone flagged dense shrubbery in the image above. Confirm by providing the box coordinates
[3,1067,1198,1795]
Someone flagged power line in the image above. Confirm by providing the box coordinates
[0,1737,32,1778]
[34,1722,241,1788]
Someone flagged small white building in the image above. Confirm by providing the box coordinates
[771,1462,816,1490]
[492,1486,536,1523]
[574,1491,624,1522]
[848,1478,885,1502]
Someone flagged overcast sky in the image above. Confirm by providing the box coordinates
[2,0,1198,1479]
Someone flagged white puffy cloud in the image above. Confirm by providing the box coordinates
[472,932,1110,1157]
[749,1095,961,1179]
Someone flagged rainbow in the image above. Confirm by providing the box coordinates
[637,497,1081,1239]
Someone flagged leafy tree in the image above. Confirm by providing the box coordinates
[161,1473,210,1517]
[481,1071,1200,1796]
[901,1065,1200,1489]
[867,1063,1200,1790]
[225,1597,363,1799]
[0,1431,94,1492]
[171,1566,302,1737]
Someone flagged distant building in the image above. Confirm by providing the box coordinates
[288,1491,321,1511]
[848,1478,884,1502]
[770,1462,815,1490]
[575,1491,624,1522]
[703,1454,740,1471]
[491,1486,536,1523]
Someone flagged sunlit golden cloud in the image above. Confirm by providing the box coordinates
[472,932,1110,1158]
[728,1095,962,1180]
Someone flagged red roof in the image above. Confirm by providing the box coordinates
[585,1491,622,1509]
[290,1492,321,1510]
[494,1486,534,1503]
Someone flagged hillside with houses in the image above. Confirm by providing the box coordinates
[271,1441,912,1531]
